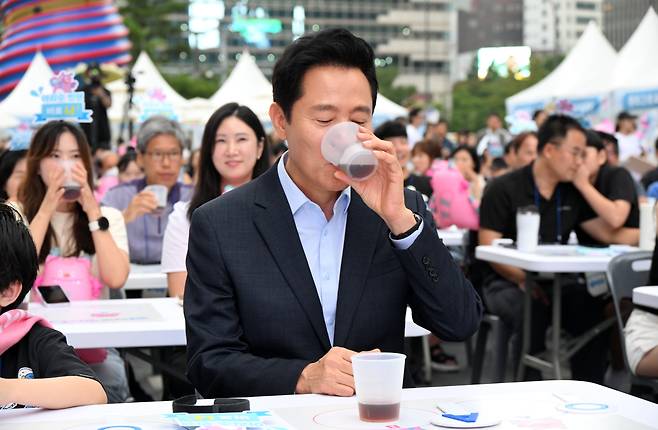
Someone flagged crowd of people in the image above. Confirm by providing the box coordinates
[0,28,657,410]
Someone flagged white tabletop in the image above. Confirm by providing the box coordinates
[28,298,186,349]
[437,228,468,247]
[633,286,658,310]
[3,381,656,429]
[27,298,429,348]
[123,263,167,290]
[476,244,639,273]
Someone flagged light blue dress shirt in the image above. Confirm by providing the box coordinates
[277,154,422,344]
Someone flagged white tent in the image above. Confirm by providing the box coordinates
[0,52,54,128]
[209,51,273,121]
[506,21,617,116]
[611,7,658,111]
[107,51,188,123]
[374,93,408,124]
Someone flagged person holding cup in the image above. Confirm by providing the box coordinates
[185,28,482,399]
[478,114,634,384]
[102,116,192,264]
[16,121,130,402]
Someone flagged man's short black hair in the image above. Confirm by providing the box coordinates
[409,107,422,121]
[536,114,585,153]
[272,28,378,120]
[374,120,407,140]
[585,129,605,151]
[0,202,38,313]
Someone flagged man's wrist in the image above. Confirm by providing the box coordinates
[295,364,311,394]
[387,209,417,236]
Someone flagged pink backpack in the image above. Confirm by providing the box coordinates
[32,255,106,364]
[429,160,480,230]
[33,255,103,301]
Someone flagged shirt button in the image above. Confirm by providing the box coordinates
[323,230,328,237]
[324,273,330,280]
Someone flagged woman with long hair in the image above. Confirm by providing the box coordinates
[17,120,130,402]
[159,103,269,399]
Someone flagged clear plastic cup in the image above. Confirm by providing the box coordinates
[352,352,406,422]
[144,184,168,215]
[57,159,81,201]
[320,122,378,181]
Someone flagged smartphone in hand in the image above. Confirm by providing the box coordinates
[36,285,70,305]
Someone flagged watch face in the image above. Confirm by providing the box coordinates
[98,216,110,230]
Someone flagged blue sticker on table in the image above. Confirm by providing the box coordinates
[564,402,609,411]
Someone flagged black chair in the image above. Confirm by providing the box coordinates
[470,313,511,384]
[606,251,658,393]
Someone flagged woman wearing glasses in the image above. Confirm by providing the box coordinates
[102,116,193,265]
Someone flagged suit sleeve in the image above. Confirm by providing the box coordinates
[184,206,310,397]
[392,190,483,341]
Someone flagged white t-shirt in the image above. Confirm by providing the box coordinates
[406,124,424,148]
[615,132,643,162]
[161,201,190,274]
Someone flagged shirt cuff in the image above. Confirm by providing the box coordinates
[389,220,423,250]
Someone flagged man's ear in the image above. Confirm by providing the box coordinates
[269,102,288,141]
[0,282,23,308]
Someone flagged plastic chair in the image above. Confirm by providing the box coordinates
[606,251,658,393]
[470,313,511,384]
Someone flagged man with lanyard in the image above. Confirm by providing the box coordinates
[479,114,631,383]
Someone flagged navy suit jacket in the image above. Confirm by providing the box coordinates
[184,163,483,397]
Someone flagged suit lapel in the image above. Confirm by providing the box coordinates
[333,192,382,346]
[252,166,332,351]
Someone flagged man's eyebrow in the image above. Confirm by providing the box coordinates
[352,105,372,115]
[310,104,338,112]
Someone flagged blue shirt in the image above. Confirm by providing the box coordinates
[277,154,421,344]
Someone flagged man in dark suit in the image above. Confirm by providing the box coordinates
[184,28,483,398]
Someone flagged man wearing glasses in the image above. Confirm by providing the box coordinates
[478,114,633,384]
[103,116,192,264]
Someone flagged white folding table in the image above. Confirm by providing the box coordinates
[475,244,638,380]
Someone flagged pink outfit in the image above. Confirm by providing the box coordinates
[428,160,480,230]
[0,309,52,355]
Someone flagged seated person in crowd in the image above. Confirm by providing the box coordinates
[0,149,27,202]
[625,234,658,378]
[490,157,509,178]
[117,150,144,184]
[451,145,485,207]
[424,119,455,158]
[0,203,107,409]
[479,114,633,383]
[185,28,482,398]
[575,130,639,246]
[506,132,538,170]
[374,120,432,200]
[411,139,442,177]
[103,116,192,264]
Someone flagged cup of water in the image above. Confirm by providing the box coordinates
[58,159,81,200]
[320,122,378,181]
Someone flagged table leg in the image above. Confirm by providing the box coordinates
[551,275,563,379]
[516,271,534,381]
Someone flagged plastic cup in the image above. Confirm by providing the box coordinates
[57,159,81,201]
[144,184,168,214]
[516,205,540,252]
[352,352,406,422]
[320,122,378,181]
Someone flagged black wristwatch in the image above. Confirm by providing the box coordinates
[390,212,422,240]
[89,216,109,232]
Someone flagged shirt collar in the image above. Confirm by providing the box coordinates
[277,152,351,216]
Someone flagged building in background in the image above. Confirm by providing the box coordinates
[603,0,658,49]
[163,0,458,108]
[458,0,524,54]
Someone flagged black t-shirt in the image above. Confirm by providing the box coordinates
[479,163,592,284]
[576,164,639,246]
[404,174,433,200]
[0,324,100,409]
[641,167,658,190]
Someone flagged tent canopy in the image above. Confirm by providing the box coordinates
[209,51,273,121]
[506,22,617,111]
[107,51,187,123]
[612,7,658,93]
[0,52,54,128]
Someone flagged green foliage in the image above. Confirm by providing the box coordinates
[119,0,190,63]
[376,66,416,106]
[162,73,220,99]
[451,55,563,131]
